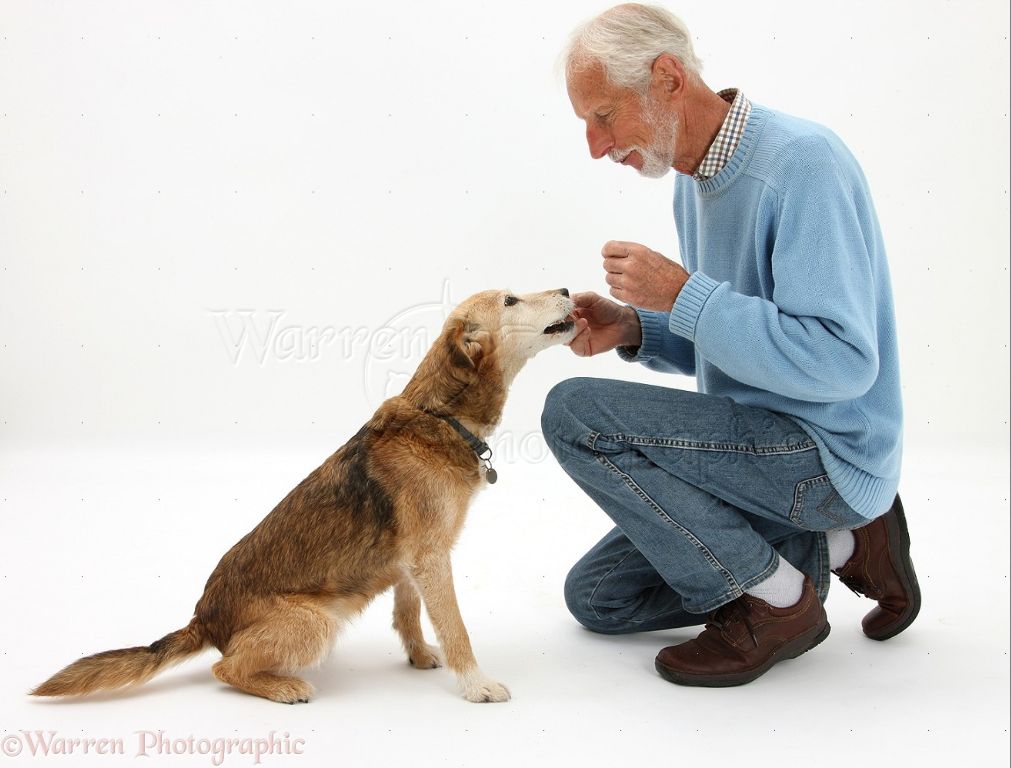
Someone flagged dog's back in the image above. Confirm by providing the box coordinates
[196,421,403,651]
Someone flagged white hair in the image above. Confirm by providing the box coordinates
[564,4,703,94]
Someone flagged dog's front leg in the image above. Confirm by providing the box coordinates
[409,555,511,703]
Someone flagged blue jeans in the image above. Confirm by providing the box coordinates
[541,377,870,634]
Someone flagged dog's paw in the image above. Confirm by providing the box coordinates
[461,677,511,703]
[267,678,315,705]
[408,643,443,670]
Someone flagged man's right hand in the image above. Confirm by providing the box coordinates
[567,291,643,357]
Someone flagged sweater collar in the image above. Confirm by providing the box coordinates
[694,103,770,197]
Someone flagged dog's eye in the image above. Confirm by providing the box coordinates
[504,295,519,307]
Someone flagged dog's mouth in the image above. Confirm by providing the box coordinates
[543,317,575,335]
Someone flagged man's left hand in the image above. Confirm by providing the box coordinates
[601,240,690,313]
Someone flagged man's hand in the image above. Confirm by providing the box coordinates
[567,291,642,357]
[602,240,689,312]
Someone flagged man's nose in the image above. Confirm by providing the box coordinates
[586,124,613,160]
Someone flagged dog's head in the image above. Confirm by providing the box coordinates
[443,288,576,371]
[401,288,575,422]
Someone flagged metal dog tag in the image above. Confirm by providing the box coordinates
[485,467,498,484]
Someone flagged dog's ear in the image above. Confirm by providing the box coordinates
[447,320,490,369]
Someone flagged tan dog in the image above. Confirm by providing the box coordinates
[31,288,575,704]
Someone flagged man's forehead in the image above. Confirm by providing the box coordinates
[567,60,606,89]
[567,64,618,117]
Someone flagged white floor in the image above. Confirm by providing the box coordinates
[1,438,1008,768]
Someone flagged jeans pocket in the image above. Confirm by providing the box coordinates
[789,475,863,531]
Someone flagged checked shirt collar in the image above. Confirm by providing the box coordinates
[693,88,752,182]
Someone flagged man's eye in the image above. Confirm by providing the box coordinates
[504,296,519,307]
[595,111,611,122]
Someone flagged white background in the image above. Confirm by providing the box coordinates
[1,1,1008,767]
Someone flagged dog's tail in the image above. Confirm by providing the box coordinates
[30,617,209,698]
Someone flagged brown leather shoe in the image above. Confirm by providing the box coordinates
[833,494,921,641]
[654,577,829,687]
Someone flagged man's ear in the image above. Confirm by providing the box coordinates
[650,53,686,98]
[447,320,490,369]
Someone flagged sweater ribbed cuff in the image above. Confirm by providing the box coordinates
[616,308,664,363]
[670,271,721,341]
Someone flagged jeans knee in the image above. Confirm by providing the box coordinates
[563,562,599,630]
[563,561,626,635]
[541,377,596,457]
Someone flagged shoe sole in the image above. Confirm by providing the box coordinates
[654,621,831,688]
[866,496,922,641]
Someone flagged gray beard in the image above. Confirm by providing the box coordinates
[638,98,679,178]
[607,97,680,179]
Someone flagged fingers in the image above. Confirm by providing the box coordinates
[566,318,592,356]
[603,255,624,274]
[602,241,648,278]
[604,272,629,303]
[601,240,642,258]
[570,290,601,309]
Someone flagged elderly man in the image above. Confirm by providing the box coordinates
[541,3,920,686]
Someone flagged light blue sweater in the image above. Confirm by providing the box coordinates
[622,103,902,519]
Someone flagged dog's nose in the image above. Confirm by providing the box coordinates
[558,288,570,297]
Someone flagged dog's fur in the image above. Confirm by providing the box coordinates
[31,289,574,704]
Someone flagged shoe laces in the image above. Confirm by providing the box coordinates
[839,574,865,596]
[707,599,759,649]
[839,573,882,600]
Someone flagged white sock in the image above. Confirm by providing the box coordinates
[745,556,804,608]
[827,529,856,570]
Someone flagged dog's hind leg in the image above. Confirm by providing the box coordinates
[393,572,443,669]
[211,596,336,704]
